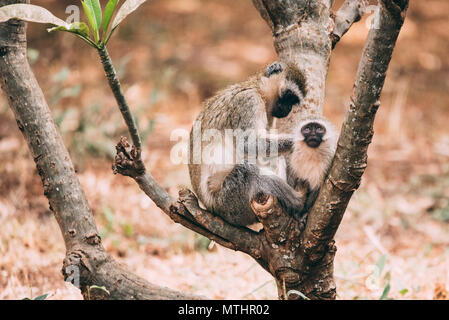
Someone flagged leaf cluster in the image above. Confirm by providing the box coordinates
[0,0,148,48]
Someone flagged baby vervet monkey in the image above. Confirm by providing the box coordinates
[287,116,338,215]
[188,61,308,227]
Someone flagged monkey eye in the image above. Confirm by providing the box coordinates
[316,127,325,134]
[303,127,311,134]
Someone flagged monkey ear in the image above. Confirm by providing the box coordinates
[271,89,300,118]
[265,62,284,78]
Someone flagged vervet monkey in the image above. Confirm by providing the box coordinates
[287,116,338,215]
[188,62,307,227]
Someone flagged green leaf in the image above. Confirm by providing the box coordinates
[399,288,409,296]
[81,1,98,41]
[48,25,68,33]
[48,22,95,47]
[379,283,391,300]
[48,22,90,39]
[0,4,68,27]
[69,22,91,39]
[111,0,147,29]
[121,222,133,237]
[104,0,146,44]
[103,0,119,38]
[375,254,387,277]
[34,294,49,300]
[84,0,102,30]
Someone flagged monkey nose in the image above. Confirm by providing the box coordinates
[306,137,322,148]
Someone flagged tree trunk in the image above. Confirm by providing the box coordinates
[0,0,409,300]
[0,0,200,300]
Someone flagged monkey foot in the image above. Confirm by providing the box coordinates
[112,137,146,178]
[251,193,276,219]
[177,188,201,213]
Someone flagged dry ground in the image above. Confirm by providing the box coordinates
[1,0,449,300]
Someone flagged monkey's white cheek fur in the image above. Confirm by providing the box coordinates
[291,141,332,190]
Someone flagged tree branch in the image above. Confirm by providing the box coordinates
[0,0,200,300]
[112,137,263,258]
[331,0,368,48]
[110,0,408,300]
[253,0,333,128]
[300,0,409,269]
[98,46,142,150]
[1,0,409,300]
[177,189,265,256]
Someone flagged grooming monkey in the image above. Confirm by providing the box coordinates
[287,116,338,214]
[188,61,307,227]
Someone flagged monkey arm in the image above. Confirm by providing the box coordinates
[261,133,295,155]
[241,133,295,158]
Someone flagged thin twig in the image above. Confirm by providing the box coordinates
[98,46,142,150]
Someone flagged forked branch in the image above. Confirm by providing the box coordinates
[0,0,410,300]
[300,0,409,269]
[112,137,264,257]
[112,0,409,300]
[0,0,200,300]
[331,0,369,48]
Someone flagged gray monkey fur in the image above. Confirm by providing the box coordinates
[188,62,337,227]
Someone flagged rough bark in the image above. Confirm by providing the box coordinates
[253,0,334,125]
[1,0,409,300]
[298,0,410,296]
[0,0,200,300]
[111,0,408,300]
[331,0,368,48]
[98,47,142,150]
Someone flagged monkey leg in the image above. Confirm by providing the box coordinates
[302,188,320,214]
[206,169,233,196]
[210,163,260,227]
[293,179,320,215]
[253,171,305,221]
[211,162,305,227]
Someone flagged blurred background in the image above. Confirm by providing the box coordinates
[1,0,449,300]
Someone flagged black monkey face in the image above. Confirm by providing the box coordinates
[271,89,300,118]
[301,122,326,148]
